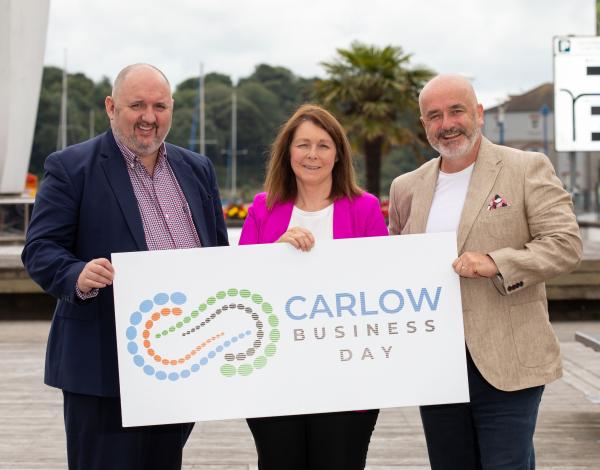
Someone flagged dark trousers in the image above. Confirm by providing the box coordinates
[247,409,379,470]
[420,350,544,470]
[63,391,194,470]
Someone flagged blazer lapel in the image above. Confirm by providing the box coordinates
[99,132,147,251]
[410,158,440,233]
[333,198,353,239]
[168,150,211,246]
[457,138,502,252]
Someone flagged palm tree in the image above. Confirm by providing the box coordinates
[315,42,433,197]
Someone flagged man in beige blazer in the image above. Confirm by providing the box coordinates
[389,75,582,470]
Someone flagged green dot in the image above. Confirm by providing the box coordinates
[207,297,216,305]
[169,326,176,332]
[265,343,277,357]
[240,289,251,298]
[162,330,168,336]
[227,288,238,296]
[155,334,161,339]
[251,293,263,304]
[176,321,183,328]
[191,310,199,318]
[198,304,207,312]
[238,364,253,376]
[220,364,236,377]
[216,291,226,299]
[268,315,279,327]
[262,303,273,314]
[253,356,267,369]
[183,316,191,323]
[270,329,280,342]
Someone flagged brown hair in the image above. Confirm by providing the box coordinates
[264,104,362,208]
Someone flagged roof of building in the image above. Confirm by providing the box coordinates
[486,83,553,113]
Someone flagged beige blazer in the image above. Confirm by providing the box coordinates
[388,137,582,391]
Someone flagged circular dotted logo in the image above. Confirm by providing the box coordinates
[125,289,279,381]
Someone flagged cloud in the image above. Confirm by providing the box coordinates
[44,0,595,106]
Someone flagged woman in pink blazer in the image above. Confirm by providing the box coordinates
[240,104,388,470]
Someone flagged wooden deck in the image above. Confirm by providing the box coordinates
[0,320,599,469]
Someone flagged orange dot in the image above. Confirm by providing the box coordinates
[161,308,170,316]
[154,355,162,362]
[143,340,151,348]
[201,342,206,347]
[196,345,202,351]
[162,359,169,365]
[151,312,160,321]
[178,358,185,364]
[185,354,191,360]
[190,350,197,356]
[142,330,150,339]
[145,320,153,329]
[172,307,182,316]
[147,349,155,356]
[170,360,177,366]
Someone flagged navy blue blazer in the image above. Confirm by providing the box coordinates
[22,130,229,397]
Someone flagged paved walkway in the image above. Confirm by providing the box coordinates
[0,320,599,469]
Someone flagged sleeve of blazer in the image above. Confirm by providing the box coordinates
[239,193,266,245]
[488,153,582,294]
[21,153,87,304]
[359,193,389,237]
[207,157,229,247]
[388,176,411,236]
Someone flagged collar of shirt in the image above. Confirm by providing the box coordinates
[113,135,168,175]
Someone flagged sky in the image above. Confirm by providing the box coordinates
[44,0,595,108]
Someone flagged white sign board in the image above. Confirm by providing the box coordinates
[112,233,469,427]
[554,35,600,151]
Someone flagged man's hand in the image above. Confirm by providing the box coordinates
[277,227,315,252]
[77,258,115,293]
[452,252,498,278]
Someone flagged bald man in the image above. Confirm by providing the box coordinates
[23,64,228,470]
[388,75,581,469]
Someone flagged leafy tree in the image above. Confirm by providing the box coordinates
[315,42,433,197]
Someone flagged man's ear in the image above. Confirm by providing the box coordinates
[105,96,115,120]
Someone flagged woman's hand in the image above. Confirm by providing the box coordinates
[277,227,315,252]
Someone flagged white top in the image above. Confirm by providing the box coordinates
[426,163,474,234]
[288,204,334,241]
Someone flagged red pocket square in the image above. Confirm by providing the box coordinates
[487,194,509,210]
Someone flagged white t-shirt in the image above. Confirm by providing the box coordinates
[288,204,334,241]
[426,163,474,233]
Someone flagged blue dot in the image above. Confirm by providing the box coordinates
[168,372,179,381]
[208,351,216,359]
[127,342,138,354]
[246,330,251,336]
[139,300,153,313]
[200,357,208,365]
[191,364,200,372]
[231,336,238,343]
[133,355,144,367]
[224,341,231,347]
[156,371,167,380]
[171,292,187,305]
[238,333,245,339]
[181,370,191,378]
[154,293,169,305]
[126,326,137,340]
[143,365,155,376]
[130,312,142,325]
[216,345,223,352]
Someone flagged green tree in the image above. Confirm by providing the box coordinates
[315,42,433,197]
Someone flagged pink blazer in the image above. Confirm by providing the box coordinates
[239,191,388,245]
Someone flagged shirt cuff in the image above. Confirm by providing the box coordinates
[75,283,99,300]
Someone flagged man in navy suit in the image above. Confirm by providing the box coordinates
[22,64,228,470]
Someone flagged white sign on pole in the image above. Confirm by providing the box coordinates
[554,35,600,151]
[112,233,469,427]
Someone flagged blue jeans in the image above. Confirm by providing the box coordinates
[420,349,544,470]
